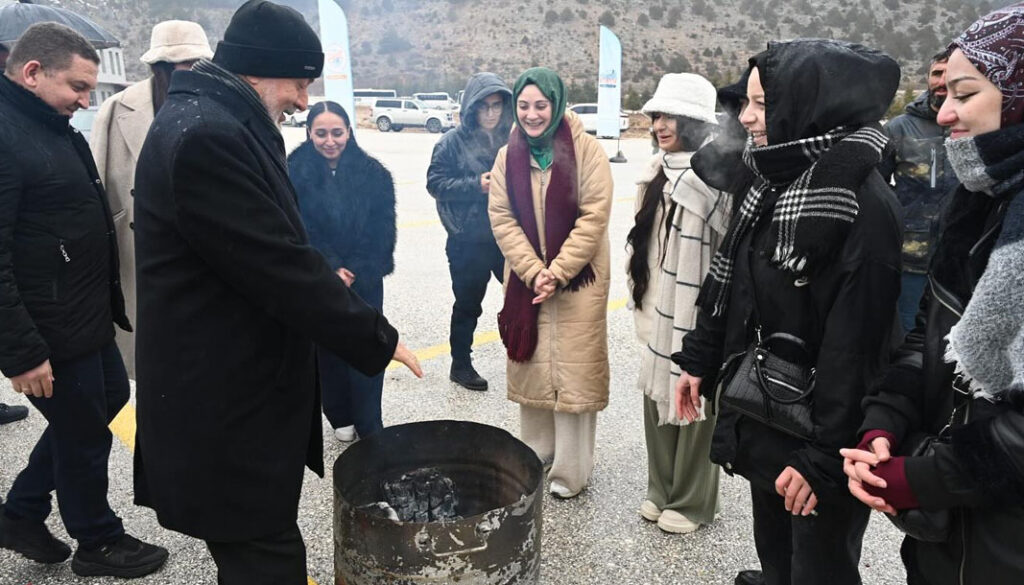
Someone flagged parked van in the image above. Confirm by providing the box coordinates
[412,92,459,111]
[354,88,397,106]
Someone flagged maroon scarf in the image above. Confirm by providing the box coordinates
[498,121,596,362]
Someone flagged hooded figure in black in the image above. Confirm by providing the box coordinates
[672,40,903,585]
[287,101,396,442]
[426,72,512,390]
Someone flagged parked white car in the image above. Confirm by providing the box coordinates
[569,103,630,136]
[70,106,100,141]
[413,92,459,111]
[371,98,455,133]
[282,96,327,127]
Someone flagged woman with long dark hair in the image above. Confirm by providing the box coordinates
[627,73,730,534]
[844,5,1024,583]
[288,100,396,442]
[489,67,613,499]
[672,40,903,584]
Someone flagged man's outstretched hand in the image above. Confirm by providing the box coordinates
[392,341,423,378]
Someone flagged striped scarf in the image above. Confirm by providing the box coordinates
[698,125,888,316]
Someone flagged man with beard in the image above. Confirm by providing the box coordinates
[131,2,421,582]
[880,49,958,332]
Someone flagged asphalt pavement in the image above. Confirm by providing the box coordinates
[0,127,908,584]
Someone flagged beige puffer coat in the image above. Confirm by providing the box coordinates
[488,112,613,413]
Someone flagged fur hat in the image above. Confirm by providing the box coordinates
[642,73,719,125]
[213,0,323,79]
[140,21,213,65]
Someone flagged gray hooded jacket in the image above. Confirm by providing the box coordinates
[426,72,512,242]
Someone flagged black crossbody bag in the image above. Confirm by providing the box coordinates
[713,255,817,441]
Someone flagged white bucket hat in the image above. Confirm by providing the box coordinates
[140,20,213,65]
[642,73,719,125]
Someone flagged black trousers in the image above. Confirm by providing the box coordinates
[4,341,128,548]
[446,236,504,363]
[206,524,306,585]
[749,483,870,585]
[318,276,384,436]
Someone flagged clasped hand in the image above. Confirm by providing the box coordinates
[532,269,557,304]
[840,438,897,515]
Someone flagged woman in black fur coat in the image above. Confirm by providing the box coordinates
[288,101,396,442]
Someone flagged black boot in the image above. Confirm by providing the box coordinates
[735,570,765,585]
[450,360,487,391]
[0,505,71,564]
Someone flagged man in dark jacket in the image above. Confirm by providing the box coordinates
[0,24,167,577]
[426,73,511,390]
[132,2,420,583]
[0,40,28,426]
[880,49,958,332]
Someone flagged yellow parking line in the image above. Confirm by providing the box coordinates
[386,296,628,370]
[110,296,629,448]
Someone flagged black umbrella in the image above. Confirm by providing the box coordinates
[0,0,119,49]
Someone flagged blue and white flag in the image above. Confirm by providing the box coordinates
[318,0,355,131]
[596,25,622,139]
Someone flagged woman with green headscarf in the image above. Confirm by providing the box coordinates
[488,67,614,499]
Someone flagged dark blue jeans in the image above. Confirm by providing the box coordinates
[318,277,385,437]
[446,237,504,363]
[4,340,128,548]
[898,272,928,335]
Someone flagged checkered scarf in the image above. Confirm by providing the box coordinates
[698,125,888,316]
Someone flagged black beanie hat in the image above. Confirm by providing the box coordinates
[213,0,324,79]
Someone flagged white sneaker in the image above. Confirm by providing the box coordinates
[549,480,581,499]
[656,509,700,534]
[334,425,357,442]
[639,500,661,522]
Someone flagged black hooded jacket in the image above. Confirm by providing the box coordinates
[0,75,130,377]
[674,39,903,498]
[426,72,512,243]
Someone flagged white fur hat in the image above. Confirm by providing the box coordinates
[642,73,719,125]
[140,20,213,65]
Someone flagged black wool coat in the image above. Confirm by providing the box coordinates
[0,76,129,377]
[132,71,398,541]
[287,140,395,280]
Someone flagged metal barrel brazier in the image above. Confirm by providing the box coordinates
[334,420,544,584]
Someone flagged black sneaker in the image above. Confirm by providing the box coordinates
[0,505,71,563]
[450,361,488,391]
[735,570,765,585]
[71,533,168,578]
[0,403,28,425]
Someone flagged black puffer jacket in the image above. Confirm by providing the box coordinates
[860,188,1024,585]
[288,140,396,280]
[426,72,512,242]
[880,93,958,274]
[0,75,129,377]
[675,39,903,498]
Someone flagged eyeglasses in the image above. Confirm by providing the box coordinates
[481,103,504,114]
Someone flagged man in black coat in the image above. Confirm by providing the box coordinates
[0,24,167,577]
[0,40,28,426]
[426,72,511,390]
[131,2,420,583]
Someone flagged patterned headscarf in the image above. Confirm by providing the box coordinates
[952,2,1024,127]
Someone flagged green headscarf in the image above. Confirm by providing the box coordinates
[512,67,567,170]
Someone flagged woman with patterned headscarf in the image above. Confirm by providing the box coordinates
[844,4,1024,583]
[488,68,613,499]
